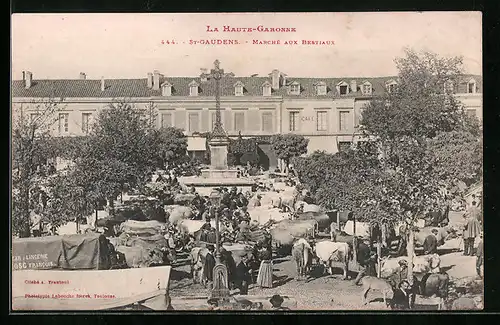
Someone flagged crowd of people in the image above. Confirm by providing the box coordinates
[143,167,484,310]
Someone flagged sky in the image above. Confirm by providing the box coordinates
[11,12,482,80]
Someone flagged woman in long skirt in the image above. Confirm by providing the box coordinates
[256,247,273,288]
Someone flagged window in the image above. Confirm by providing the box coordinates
[234,112,245,131]
[189,85,198,96]
[188,113,200,132]
[317,85,327,95]
[362,84,372,95]
[339,111,351,132]
[162,85,172,96]
[290,84,300,95]
[263,85,271,96]
[387,83,397,93]
[261,112,273,132]
[81,113,91,134]
[338,141,352,152]
[58,113,69,134]
[466,109,477,118]
[161,113,172,128]
[212,112,224,130]
[289,111,300,131]
[444,81,454,94]
[316,111,328,131]
[235,86,243,96]
[30,113,39,126]
[468,81,476,94]
[339,85,348,95]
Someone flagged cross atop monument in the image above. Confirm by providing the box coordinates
[209,59,227,138]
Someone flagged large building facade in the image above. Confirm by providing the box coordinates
[11,69,483,168]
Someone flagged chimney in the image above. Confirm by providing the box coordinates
[350,80,357,93]
[271,69,280,90]
[200,68,208,82]
[25,71,33,89]
[79,72,86,80]
[281,73,287,87]
[147,72,153,88]
[101,77,105,91]
[22,71,26,81]
[153,70,160,90]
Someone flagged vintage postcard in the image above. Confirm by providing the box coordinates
[11,12,483,311]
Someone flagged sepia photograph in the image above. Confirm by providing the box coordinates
[10,12,483,311]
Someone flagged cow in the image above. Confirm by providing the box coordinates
[360,276,393,305]
[295,211,331,232]
[313,241,351,280]
[380,254,441,278]
[413,228,449,247]
[165,205,194,224]
[291,238,313,280]
[451,296,482,310]
[271,192,296,212]
[424,206,451,227]
[294,201,322,213]
[190,246,209,285]
[413,272,450,300]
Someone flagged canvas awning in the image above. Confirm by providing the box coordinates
[187,137,206,151]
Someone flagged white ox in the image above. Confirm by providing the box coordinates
[249,206,290,225]
[380,253,442,278]
[165,205,194,224]
[190,246,209,285]
[294,201,322,213]
[313,241,350,280]
[258,190,296,210]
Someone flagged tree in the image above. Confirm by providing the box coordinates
[296,49,481,284]
[271,134,309,173]
[359,49,480,282]
[41,172,95,234]
[154,127,188,169]
[428,127,482,189]
[361,48,465,142]
[72,100,161,215]
[12,97,65,237]
[229,133,259,166]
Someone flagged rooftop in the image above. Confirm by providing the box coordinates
[11,74,482,99]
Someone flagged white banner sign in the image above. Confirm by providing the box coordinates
[12,266,171,310]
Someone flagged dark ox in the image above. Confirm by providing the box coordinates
[295,211,332,232]
[405,272,450,308]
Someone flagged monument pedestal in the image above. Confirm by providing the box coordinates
[180,135,255,196]
[200,169,239,179]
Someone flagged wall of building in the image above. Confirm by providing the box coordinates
[12,91,483,154]
[455,93,483,121]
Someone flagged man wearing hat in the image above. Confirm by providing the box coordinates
[388,259,409,289]
[240,206,251,222]
[200,218,214,242]
[353,237,374,285]
[235,255,252,295]
[463,202,482,256]
[423,229,439,255]
[269,294,290,310]
[203,245,216,284]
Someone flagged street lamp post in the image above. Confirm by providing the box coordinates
[209,189,230,301]
[209,190,222,262]
[207,59,230,302]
